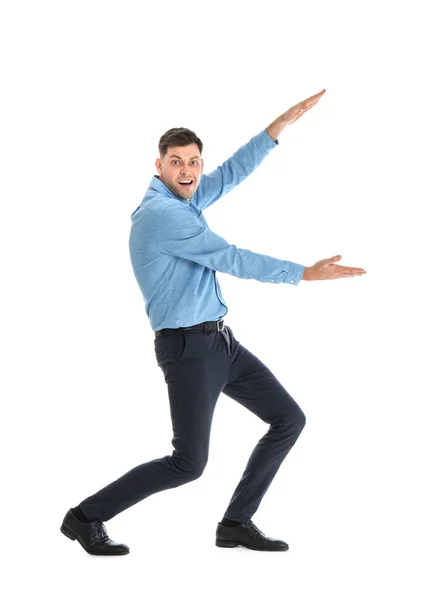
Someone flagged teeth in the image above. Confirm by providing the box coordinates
[180,180,192,184]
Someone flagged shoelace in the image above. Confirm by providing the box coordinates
[92,521,108,544]
[246,520,265,538]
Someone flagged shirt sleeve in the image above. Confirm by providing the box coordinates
[192,129,279,212]
[156,204,305,285]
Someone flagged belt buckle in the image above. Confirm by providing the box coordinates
[217,319,224,331]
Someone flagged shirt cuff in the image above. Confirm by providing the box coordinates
[269,263,305,285]
[256,128,279,152]
[285,263,305,285]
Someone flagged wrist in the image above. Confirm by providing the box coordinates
[266,118,288,142]
[301,266,312,281]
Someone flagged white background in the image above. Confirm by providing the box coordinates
[1,0,423,598]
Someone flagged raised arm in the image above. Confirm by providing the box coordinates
[192,128,279,212]
[192,89,326,212]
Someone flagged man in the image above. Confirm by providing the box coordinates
[60,89,366,555]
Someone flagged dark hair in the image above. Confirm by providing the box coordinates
[158,127,203,158]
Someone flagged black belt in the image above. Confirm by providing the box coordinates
[155,318,225,338]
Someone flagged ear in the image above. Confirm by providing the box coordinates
[155,157,162,174]
[201,158,204,174]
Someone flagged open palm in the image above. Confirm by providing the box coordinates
[281,89,326,125]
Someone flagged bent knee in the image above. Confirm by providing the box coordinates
[296,409,306,431]
[286,408,306,434]
[188,462,207,481]
[272,409,306,433]
[171,455,207,481]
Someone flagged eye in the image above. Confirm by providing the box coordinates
[172,160,179,165]
[192,160,198,165]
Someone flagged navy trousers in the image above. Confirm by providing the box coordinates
[79,324,306,523]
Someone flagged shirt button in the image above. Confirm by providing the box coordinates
[270,279,274,283]
[290,280,294,284]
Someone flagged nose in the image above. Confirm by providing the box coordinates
[180,164,192,176]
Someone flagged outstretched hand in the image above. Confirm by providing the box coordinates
[302,255,367,281]
[280,89,326,126]
[266,89,326,141]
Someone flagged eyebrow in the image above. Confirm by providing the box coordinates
[169,154,200,160]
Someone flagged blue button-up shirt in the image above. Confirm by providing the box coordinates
[129,128,306,331]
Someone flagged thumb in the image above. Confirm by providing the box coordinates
[327,254,342,264]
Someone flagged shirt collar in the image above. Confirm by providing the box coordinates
[150,175,191,203]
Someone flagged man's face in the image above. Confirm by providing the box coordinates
[155,143,204,201]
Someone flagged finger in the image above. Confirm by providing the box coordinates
[294,97,321,116]
[332,273,359,279]
[333,268,366,276]
[305,96,322,108]
[304,100,320,110]
[291,91,324,115]
[337,270,366,277]
[294,100,320,119]
[339,266,367,274]
[304,89,326,104]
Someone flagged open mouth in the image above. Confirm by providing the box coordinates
[179,179,193,187]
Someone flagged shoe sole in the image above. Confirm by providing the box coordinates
[216,539,288,551]
[60,525,130,556]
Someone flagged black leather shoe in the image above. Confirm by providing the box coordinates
[216,519,289,551]
[60,509,129,556]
